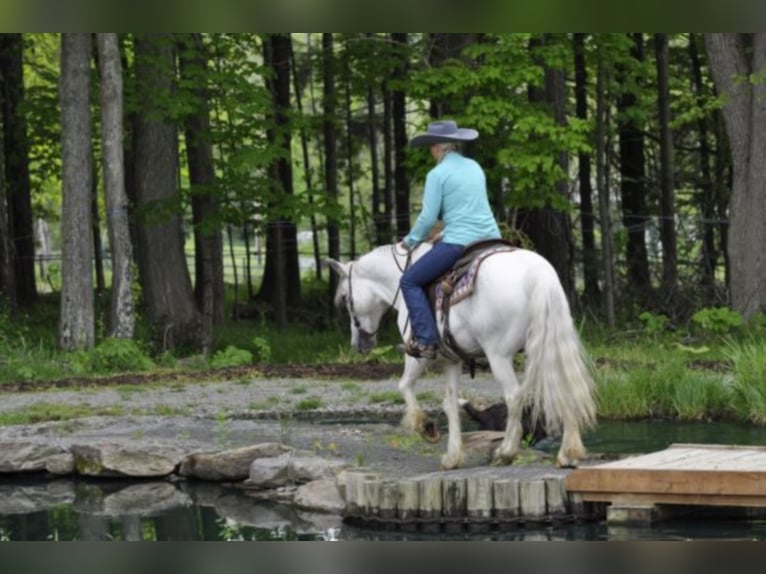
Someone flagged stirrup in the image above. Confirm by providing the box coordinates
[398,340,438,360]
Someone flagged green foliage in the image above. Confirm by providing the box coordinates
[210,345,253,369]
[691,307,743,336]
[638,311,669,337]
[295,396,323,410]
[69,338,155,375]
[251,337,272,362]
[725,338,766,425]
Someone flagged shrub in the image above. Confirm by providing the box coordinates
[692,307,743,336]
[70,338,155,374]
[210,346,253,369]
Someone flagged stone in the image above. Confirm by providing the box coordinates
[70,442,185,477]
[178,443,293,481]
[247,452,292,488]
[0,441,68,473]
[293,479,346,513]
[46,452,75,475]
[289,456,347,483]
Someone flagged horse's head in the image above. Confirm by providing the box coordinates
[326,257,388,355]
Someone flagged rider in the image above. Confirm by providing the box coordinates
[399,120,501,359]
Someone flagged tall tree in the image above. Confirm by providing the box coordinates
[96,33,135,340]
[573,33,600,306]
[133,33,200,349]
[520,35,575,299]
[654,33,678,301]
[322,33,340,297]
[59,33,94,350]
[596,43,616,327]
[617,33,651,303]
[705,33,766,319]
[390,33,409,240]
[0,33,36,307]
[258,33,300,326]
[178,33,225,354]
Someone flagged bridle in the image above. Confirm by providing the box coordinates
[345,244,412,339]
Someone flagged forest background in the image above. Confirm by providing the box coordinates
[1,33,765,424]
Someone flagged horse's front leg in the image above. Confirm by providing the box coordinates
[398,356,429,435]
[440,361,464,470]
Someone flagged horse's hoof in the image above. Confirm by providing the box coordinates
[419,418,441,443]
[440,454,464,470]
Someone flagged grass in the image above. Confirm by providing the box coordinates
[4,289,766,428]
[0,402,125,426]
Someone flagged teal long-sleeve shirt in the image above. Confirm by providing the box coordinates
[403,151,501,249]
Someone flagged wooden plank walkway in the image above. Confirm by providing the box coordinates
[566,443,766,508]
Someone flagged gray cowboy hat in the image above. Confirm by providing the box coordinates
[408,120,479,147]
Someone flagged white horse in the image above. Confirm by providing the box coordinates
[327,242,596,470]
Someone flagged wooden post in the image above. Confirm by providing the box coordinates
[418,477,443,521]
[397,479,419,522]
[362,477,382,517]
[466,475,493,531]
[493,478,520,520]
[379,481,398,521]
[545,477,568,516]
[520,479,547,520]
[345,471,379,517]
[442,477,466,532]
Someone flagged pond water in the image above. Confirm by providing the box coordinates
[2,419,766,541]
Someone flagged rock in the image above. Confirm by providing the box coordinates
[70,442,185,477]
[247,452,292,488]
[0,441,68,473]
[293,479,345,513]
[247,454,348,490]
[289,456,347,483]
[178,443,293,481]
[46,452,75,475]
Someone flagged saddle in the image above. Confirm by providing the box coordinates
[426,239,516,368]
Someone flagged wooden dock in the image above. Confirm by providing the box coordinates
[566,443,766,518]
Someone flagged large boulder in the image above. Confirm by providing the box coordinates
[178,443,293,481]
[0,441,68,473]
[70,442,185,477]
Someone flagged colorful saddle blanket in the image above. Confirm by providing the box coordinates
[433,241,516,313]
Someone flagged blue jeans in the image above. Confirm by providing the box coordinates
[400,242,464,346]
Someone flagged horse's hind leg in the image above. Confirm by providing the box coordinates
[486,353,524,465]
[440,361,464,470]
[398,356,429,435]
[557,420,587,468]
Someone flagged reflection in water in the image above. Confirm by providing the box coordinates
[2,420,766,541]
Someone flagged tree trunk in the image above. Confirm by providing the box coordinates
[391,33,409,240]
[655,33,678,302]
[59,33,95,350]
[178,33,224,354]
[520,35,575,301]
[290,35,322,280]
[596,46,616,327]
[133,33,200,350]
[0,63,14,309]
[96,33,135,340]
[705,33,766,319]
[689,33,718,304]
[258,33,300,326]
[0,33,36,307]
[574,33,600,307]
[322,33,340,297]
[618,33,651,303]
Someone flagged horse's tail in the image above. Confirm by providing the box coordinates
[523,273,597,437]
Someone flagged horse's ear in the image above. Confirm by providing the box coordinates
[325,258,348,278]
